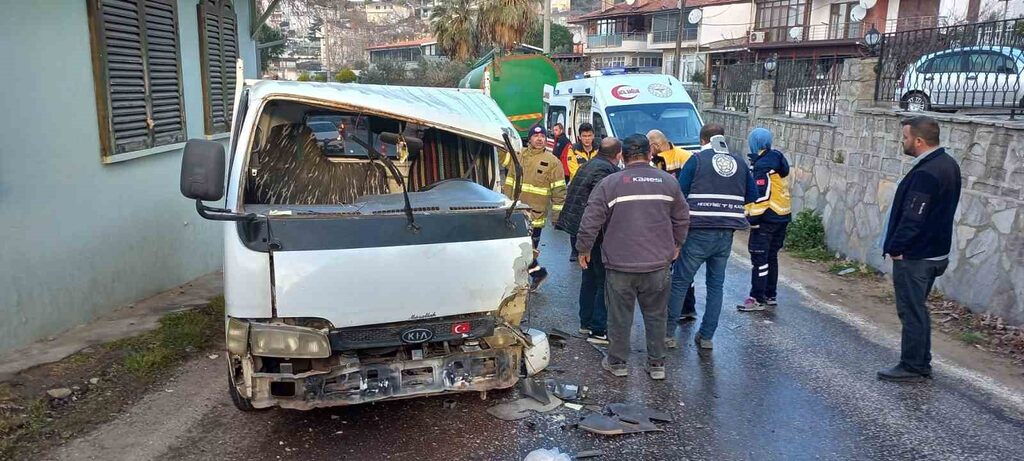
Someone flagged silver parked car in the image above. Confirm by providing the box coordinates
[898,46,1024,111]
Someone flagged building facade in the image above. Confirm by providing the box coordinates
[0,0,260,353]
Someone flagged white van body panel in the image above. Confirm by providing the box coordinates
[273,238,532,327]
[223,223,273,319]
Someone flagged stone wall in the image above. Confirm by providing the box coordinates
[701,58,1024,325]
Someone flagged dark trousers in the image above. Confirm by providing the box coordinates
[605,267,670,364]
[570,235,579,258]
[749,222,789,302]
[579,239,607,335]
[529,227,545,277]
[669,265,697,317]
[892,258,947,375]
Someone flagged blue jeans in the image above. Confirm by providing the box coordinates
[666,228,735,340]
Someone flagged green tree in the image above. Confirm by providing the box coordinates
[351,60,369,71]
[335,68,358,83]
[433,0,540,61]
[478,0,539,53]
[524,21,573,53]
[313,72,329,82]
[296,71,312,81]
[432,0,478,61]
[256,26,286,71]
[360,61,408,85]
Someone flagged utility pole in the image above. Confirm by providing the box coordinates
[543,0,552,53]
[672,0,685,80]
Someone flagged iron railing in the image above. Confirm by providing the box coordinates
[587,32,647,48]
[875,18,1024,116]
[752,22,864,44]
[883,16,948,33]
[721,92,752,113]
[651,29,699,44]
[714,61,764,109]
[773,57,844,121]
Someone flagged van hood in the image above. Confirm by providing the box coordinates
[245,80,519,148]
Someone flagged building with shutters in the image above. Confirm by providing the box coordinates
[0,0,260,353]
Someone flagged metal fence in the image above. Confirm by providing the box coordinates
[714,62,763,111]
[773,57,844,121]
[875,18,1024,115]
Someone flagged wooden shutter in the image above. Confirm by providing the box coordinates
[88,0,186,158]
[198,0,239,135]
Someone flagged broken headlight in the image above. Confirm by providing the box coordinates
[249,323,331,359]
[226,317,250,356]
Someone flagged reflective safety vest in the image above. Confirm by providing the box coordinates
[745,149,792,223]
[688,149,750,230]
[502,146,567,228]
[653,145,692,175]
[566,143,598,182]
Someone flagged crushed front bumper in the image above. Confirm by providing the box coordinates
[246,346,522,410]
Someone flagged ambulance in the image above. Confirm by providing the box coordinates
[543,69,704,150]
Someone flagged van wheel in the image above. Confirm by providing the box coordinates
[902,92,930,112]
[228,371,261,412]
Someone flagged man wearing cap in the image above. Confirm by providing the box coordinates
[502,124,567,291]
[576,134,690,380]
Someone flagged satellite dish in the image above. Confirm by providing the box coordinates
[572,33,583,44]
[859,0,877,9]
[687,8,703,24]
[788,26,803,40]
[850,5,867,22]
[624,0,635,5]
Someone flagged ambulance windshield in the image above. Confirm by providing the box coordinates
[605,102,702,147]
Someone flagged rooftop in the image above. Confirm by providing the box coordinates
[366,36,437,51]
[569,0,746,23]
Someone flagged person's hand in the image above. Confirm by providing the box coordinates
[579,254,591,270]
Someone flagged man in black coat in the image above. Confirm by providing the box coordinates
[878,115,962,383]
[555,137,622,345]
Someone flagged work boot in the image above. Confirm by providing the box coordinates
[529,268,549,292]
[586,333,609,345]
[664,338,678,349]
[694,333,713,350]
[877,365,931,383]
[646,360,666,380]
[601,356,628,377]
[737,297,767,312]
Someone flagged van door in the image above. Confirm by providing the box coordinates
[592,112,609,139]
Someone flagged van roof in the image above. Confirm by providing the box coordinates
[552,74,696,107]
[245,80,519,148]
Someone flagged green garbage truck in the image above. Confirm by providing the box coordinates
[459,52,561,140]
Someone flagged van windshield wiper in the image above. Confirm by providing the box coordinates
[346,135,419,232]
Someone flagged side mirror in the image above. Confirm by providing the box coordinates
[180,139,226,201]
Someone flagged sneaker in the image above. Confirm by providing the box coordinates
[766,297,778,307]
[646,361,666,380]
[601,356,628,377]
[529,268,549,292]
[569,253,578,263]
[586,333,609,345]
[578,327,592,335]
[664,338,678,349]
[737,297,767,312]
[694,334,713,350]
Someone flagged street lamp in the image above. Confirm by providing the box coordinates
[763,56,777,77]
[864,25,881,54]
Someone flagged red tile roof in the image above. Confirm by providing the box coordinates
[569,0,746,23]
[366,36,437,51]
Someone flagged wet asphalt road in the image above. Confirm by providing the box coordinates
[160,229,1024,461]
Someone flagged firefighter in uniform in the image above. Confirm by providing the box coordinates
[502,124,567,291]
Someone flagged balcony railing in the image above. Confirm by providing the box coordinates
[587,32,647,48]
[650,29,699,44]
[751,22,865,44]
[883,16,948,33]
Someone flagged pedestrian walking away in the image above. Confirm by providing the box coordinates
[502,124,567,292]
[877,116,961,383]
[556,137,622,344]
[565,123,600,262]
[576,134,690,380]
[667,124,758,350]
[738,128,792,312]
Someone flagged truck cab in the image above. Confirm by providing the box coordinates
[543,70,704,150]
[179,77,549,411]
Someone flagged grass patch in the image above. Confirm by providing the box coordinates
[120,304,221,377]
[960,330,988,346]
[784,210,834,261]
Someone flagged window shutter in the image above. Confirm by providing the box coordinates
[199,0,239,135]
[88,0,186,157]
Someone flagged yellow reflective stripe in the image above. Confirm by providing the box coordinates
[551,204,563,211]
[531,217,547,227]
[550,179,566,189]
[504,177,551,196]
[508,112,543,122]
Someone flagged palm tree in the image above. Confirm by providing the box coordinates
[478,0,538,53]
[431,0,478,61]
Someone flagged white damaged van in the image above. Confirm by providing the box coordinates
[179,75,549,411]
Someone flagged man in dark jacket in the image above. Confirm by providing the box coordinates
[556,138,622,344]
[667,124,758,350]
[738,128,792,312]
[577,134,690,380]
[877,115,961,383]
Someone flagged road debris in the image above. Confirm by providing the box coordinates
[208,354,220,360]
[521,379,551,405]
[89,378,100,385]
[836,268,857,276]
[577,403,672,436]
[46,388,72,399]
[574,449,604,459]
[545,379,587,401]
[442,399,458,409]
[486,395,563,421]
[564,403,584,411]
[524,447,572,461]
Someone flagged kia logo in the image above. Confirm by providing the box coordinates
[401,328,434,344]
[611,85,640,100]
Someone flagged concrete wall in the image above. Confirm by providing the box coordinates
[0,0,259,352]
[702,58,1024,325]
[700,3,754,44]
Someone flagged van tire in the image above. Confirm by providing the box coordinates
[901,92,930,112]
[228,374,260,412]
